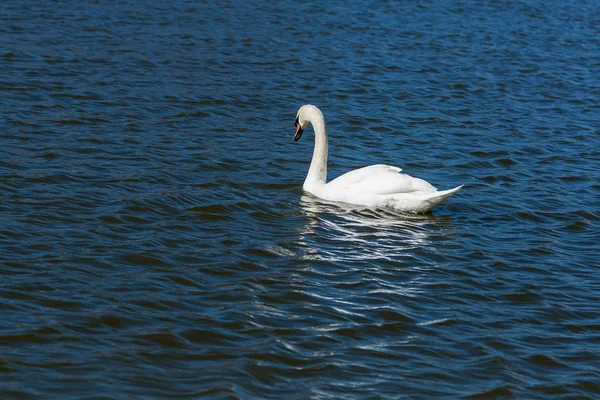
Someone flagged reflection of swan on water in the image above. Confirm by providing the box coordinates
[297,194,457,263]
[293,105,462,213]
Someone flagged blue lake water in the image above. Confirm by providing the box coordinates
[1,0,599,398]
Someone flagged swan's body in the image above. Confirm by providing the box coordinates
[294,105,462,213]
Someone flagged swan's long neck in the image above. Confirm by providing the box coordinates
[303,112,328,192]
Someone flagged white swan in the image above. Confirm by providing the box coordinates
[294,104,462,213]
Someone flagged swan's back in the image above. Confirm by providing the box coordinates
[325,164,436,195]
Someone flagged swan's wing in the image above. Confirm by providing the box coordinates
[325,165,399,189]
[327,164,436,195]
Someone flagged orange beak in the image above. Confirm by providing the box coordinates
[294,116,304,141]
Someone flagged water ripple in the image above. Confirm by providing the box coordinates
[2,0,600,398]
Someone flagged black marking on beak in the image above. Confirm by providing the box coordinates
[294,116,304,141]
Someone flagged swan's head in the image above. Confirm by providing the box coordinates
[294,104,323,141]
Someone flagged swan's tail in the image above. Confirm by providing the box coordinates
[421,185,463,212]
[387,185,463,213]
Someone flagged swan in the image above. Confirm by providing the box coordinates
[293,104,462,213]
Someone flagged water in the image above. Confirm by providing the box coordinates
[1,0,599,398]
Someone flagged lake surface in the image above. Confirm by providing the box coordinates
[1,0,599,398]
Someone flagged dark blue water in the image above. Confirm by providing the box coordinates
[2,0,599,398]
